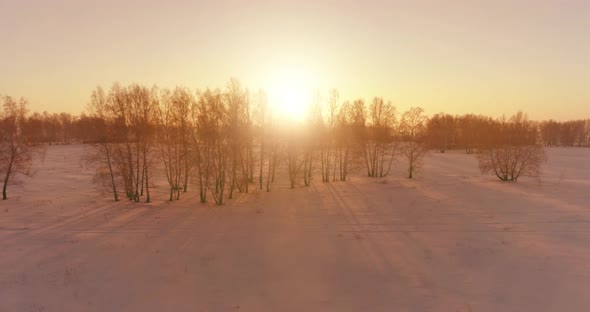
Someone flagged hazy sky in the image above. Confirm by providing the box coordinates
[1,0,589,120]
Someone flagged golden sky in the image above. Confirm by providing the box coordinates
[1,0,589,120]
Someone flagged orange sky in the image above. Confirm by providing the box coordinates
[1,0,589,120]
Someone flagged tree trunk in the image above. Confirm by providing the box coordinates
[266,149,273,192]
[183,142,189,193]
[271,150,277,182]
[144,161,151,203]
[259,143,264,189]
[105,146,119,202]
[2,171,10,200]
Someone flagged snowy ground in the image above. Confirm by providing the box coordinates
[1,145,589,311]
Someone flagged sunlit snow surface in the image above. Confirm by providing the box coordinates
[1,145,589,311]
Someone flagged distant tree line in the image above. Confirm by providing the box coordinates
[424,114,590,152]
[20,112,104,145]
[1,84,586,201]
[539,119,590,147]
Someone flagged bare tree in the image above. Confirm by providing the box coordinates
[225,78,250,197]
[334,100,353,181]
[104,83,155,203]
[348,99,369,175]
[128,84,155,203]
[319,89,338,182]
[108,84,134,200]
[210,89,232,205]
[400,107,428,179]
[0,96,44,200]
[195,88,231,205]
[301,92,322,186]
[400,141,428,179]
[366,97,397,177]
[287,135,304,189]
[264,108,280,192]
[154,86,194,201]
[478,112,546,181]
[172,87,194,193]
[193,90,213,203]
[254,90,268,190]
[155,88,181,201]
[87,86,120,201]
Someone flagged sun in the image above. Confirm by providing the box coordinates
[266,67,312,122]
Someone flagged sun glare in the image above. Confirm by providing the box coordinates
[266,67,313,122]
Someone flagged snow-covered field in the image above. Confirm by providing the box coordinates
[1,145,589,311]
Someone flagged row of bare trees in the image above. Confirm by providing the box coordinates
[84,88,555,193]
[82,81,433,204]
[2,83,582,201]
[86,80,269,205]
